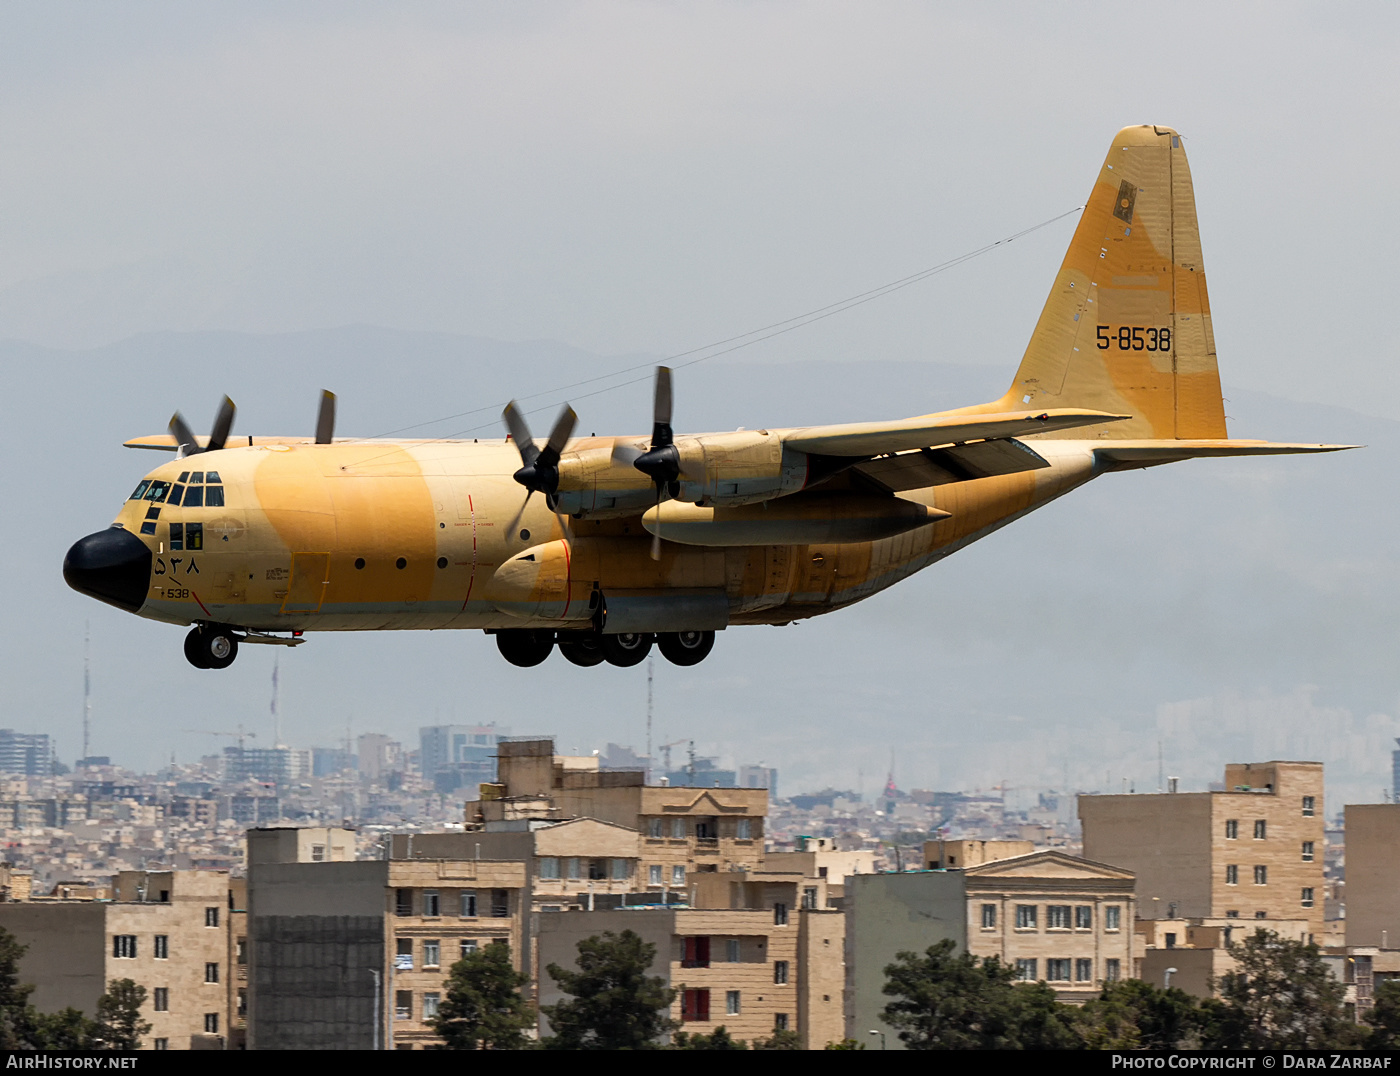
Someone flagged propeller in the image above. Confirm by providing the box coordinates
[169,396,236,458]
[632,366,680,559]
[315,390,336,444]
[502,401,578,539]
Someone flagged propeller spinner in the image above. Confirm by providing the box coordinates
[168,396,235,457]
[632,366,679,559]
[502,401,578,537]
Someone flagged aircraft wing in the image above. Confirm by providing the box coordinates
[782,408,1130,456]
[123,434,331,450]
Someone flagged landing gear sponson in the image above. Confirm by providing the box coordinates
[494,629,716,669]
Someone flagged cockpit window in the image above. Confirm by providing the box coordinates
[168,484,186,506]
[129,480,152,501]
[204,471,221,484]
[144,481,171,503]
[170,522,184,551]
[183,485,203,508]
[190,471,204,484]
[204,485,225,507]
[185,522,203,550]
[178,471,190,483]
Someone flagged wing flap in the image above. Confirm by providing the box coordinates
[854,438,1051,492]
[783,408,1129,456]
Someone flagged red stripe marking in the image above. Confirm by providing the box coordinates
[191,590,212,618]
[559,538,572,620]
[459,494,477,613]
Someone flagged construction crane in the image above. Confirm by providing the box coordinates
[658,739,692,777]
[182,725,257,749]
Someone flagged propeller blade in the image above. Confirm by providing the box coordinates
[505,491,533,539]
[609,441,644,466]
[543,404,577,459]
[649,486,663,561]
[315,390,336,445]
[207,396,235,453]
[653,366,673,429]
[502,401,538,464]
[169,412,200,457]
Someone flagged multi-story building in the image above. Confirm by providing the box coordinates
[1343,804,1400,949]
[245,826,527,1051]
[419,724,508,794]
[0,730,52,776]
[764,836,875,901]
[1134,914,1311,998]
[1079,760,1325,940]
[357,734,404,784]
[845,850,1136,1048]
[0,868,234,1049]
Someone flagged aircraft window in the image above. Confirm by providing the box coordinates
[145,507,161,521]
[170,523,184,551]
[129,480,152,501]
[140,521,156,536]
[183,486,204,507]
[204,486,225,507]
[178,471,190,483]
[204,471,221,483]
[168,484,185,505]
[145,481,171,502]
[354,558,365,570]
[185,523,204,550]
[190,472,204,484]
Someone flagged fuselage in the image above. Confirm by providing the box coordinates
[70,435,1103,635]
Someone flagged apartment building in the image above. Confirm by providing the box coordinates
[845,850,1136,1049]
[764,836,875,901]
[1135,915,1311,998]
[245,826,527,1051]
[0,868,233,1049]
[1343,804,1400,949]
[1080,761,1325,939]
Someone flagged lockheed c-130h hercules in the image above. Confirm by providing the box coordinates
[64,125,1353,670]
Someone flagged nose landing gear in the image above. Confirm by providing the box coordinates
[184,625,241,669]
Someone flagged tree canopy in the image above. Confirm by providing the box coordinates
[430,942,534,1050]
[542,929,676,1050]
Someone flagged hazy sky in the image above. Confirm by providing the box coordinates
[4,4,1398,806]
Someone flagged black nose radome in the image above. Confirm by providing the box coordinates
[64,528,152,613]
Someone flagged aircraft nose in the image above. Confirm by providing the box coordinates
[63,527,152,613]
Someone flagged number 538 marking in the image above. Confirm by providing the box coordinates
[1096,325,1172,351]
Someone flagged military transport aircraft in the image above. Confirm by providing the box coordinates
[64,125,1353,670]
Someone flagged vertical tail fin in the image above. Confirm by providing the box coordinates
[995,125,1226,440]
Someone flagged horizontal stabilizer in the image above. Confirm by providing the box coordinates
[784,408,1129,457]
[1094,439,1359,471]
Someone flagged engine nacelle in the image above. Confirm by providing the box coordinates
[641,492,948,547]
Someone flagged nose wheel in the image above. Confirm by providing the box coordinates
[184,625,240,670]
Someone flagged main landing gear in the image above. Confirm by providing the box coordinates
[184,624,241,669]
[495,629,716,669]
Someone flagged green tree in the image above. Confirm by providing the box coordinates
[672,1024,748,1049]
[882,938,1078,1049]
[542,930,676,1050]
[1076,978,1204,1050]
[752,1028,803,1049]
[1202,929,1362,1050]
[93,979,151,1051]
[430,942,534,1050]
[31,1008,98,1050]
[0,927,36,1049]
[1365,978,1400,1048]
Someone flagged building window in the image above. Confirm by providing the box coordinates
[396,991,412,1020]
[1165,933,1177,949]
[310,843,325,862]
[1105,959,1121,981]
[736,818,752,839]
[981,904,997,929]
[490,890,510,918]
[649,865,662,886]
[203,1013,219,1034]
[1226,910,1239,918]
[153,988,169,1012]
[424,941,441,968]
[460,939,478,959]
[1046,905,1071,930]
[774,1013,789,1031]
[682,989,710,1022]
[236,940,246,965]
[1105,906,1121,930]
[461,890,478,918]
[727,939,741,963]
[423,890,440,917]
[774,903,789,927]
[1302,796,1316,817]
[774,960,789,985]
[1302,841,1315,862]
[566,858,582,881]
[1225,819,1239,839]
[1254,866,1268,885]
[154,1039,168,1051]
[396,889,413,917]
[682,937,711,969]
[671,818,685,839]
[587,858,607,881]
[1046,959,1071,982]
[1075,958,1093,982]
[1253,820,1267,840]
[802,887,818,910]
[649,818,664,838]
[611,859,630,881]
[1255,910,1268,919]
[204,963,219,984]
[539,857,560,880]
[1075,905,1092,929]
[1226,864,1239,885]
[1015,905,1037,930]
[205,907,220,927]
[423,992,441,1020]
[1301,888,1315,908]
[113,935,136,959]
[395,938,413,971]
[154,935,169,959]
[671,865,686,887]
[237,989,246,1017]
[726,990,741,1016]
[1014,959,1037,981]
